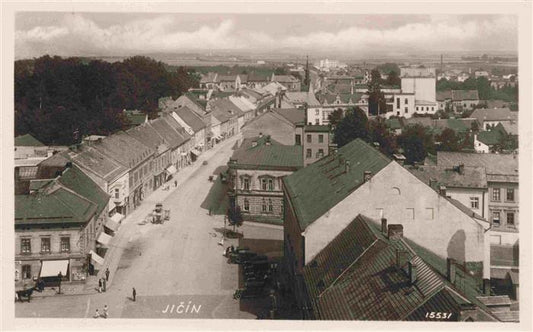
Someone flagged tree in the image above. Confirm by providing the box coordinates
[274,67,287,75]
[227,204,243,233]
[368,118,397,156]
[367,69,387,116]
[333,107,369,148]
[397,124,435,164]
[328,108,344,128]
[436,128,461,151]
[385,70,401,86]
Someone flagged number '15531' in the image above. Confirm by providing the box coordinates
[425,312,453,319]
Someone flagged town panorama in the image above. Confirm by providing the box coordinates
[12,12,520,324]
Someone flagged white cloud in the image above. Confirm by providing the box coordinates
[15,14,517,59]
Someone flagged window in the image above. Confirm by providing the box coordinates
[396,98,400,108]
[268,178,274,191]
[21,238,31,254]
[507,212,515,226]
[295,134,301,146]
[60,237,70,252]
[243,177,250,191]
[470,197,479,209]
[315,119,319,125]
[492,188,501,201]
[22,265,31,279]
[41,238,51,253]
[317,149,324,158]
[406,208,415,220]
[416,107,419,111]
[405,107,408,113]
[307,135,312,143]
[318,134,324,143]
[492,211,501,226]
[244,199,250,211]
[268,199,273,212]
[114,188,119,199]
[404,98,408,105]
[306,149,312,159]
[262,199,267,212]
[315,109,320,116]
[506,188,515,202]
[426,208,434,220]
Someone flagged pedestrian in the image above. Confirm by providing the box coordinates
[98,278,102,293]
[105,268,110,281]
[94,309,100,318]
[174,180,177,187]
[103,278,107,292]
[103,305,109,319]
[132,287,136,302]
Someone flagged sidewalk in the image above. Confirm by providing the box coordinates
[83,134,242,295]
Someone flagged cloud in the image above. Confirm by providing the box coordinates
[15,14,517,59]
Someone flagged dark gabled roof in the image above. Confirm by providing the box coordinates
[272,74,300,83]
[436,151,518,177]
[172,106,207,132]
[15,185,97,227]
[209,99,244,123]
[436,90,453,101]
[477,125,507,146]
[66,145,127,183]
[15,134,45,147]
[304,215,495,321]
[470,108,517,123]
[247,72,271,82]
[126,122,167,152]
[386,118,402,130]
[406,165,487,189]
[151,116,190,149]
[231,136,303,170]
[58,165,110,217]
[272,108,305,125]
[283,139,392,230]
[91,131,154,169]
[125,112,147,126]
[183,92,208,111]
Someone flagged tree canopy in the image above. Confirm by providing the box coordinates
[15,55,197,145]
[333,107,369,148]
[367,69,387,116]
[397,124,435,164]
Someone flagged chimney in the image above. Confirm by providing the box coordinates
[388,224,403,240]
[458,163,465,175]
[345,160,350,173]
[429,178,437,189]
[363,171,372,182]
[439,185,447,197]
[447,258,456,283]
[408,260,417,285]
[259,132,263,138]
[265,135,271,146]
[395,248,408,268]
[482,278,491,296]
[381,218,388,234]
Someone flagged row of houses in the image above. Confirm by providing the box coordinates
[199,72,302,92]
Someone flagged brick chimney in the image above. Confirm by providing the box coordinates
[395,248,408,268]
[439,185,447,197]
[388,224,403,240]
[408,260,417,285]
[447,258,456,283]
[363,171,372,182]
[429,178,437,189]
[381,218,387,234]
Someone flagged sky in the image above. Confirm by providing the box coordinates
[15,13,518,59]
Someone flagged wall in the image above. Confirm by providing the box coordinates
[402,77,436,103]
[283,186,306,275]
[108,172,129,215]
[303,162,488,271]
[393,94,415,118]
[303,131,329,166]
[487,181,519,245]
[474,136,490,153]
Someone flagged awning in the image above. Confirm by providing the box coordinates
[96,232,113,247]
[166,165,177,175]
[89,250,105,266]
[40,260,69,278]
[190,148,201,157]
[105,218,120,232]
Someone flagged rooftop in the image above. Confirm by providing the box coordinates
[283,139,391,230]
[407,165,487,189]
[230,135,303,170]
[470,108,518,123]
[272,74,300,83]
[15,134,45,147]
[271,108,305,125]
[436,151,518,177]
[172,106,207,133]
[67,145,128,183]
[91,131,154,169]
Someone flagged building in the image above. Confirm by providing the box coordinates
[314,92,361,125]
[474,124,509,153]
[243,108,305,146]
[208,99,244,139]
[437,90,480,112]
[228,135,303,223]
[271,74,301,92]
[399,67,438,117]
[15,162,109,286]
[300,125,332,166]
[229,95,257,124]
[407,165,489,219]
[90,132,154,212]
[246,72,271,89]
[470,108,518,131]
[301,214,498,321]
[170,106,208,153]
[283,139,491,293]
[157,113,194,168]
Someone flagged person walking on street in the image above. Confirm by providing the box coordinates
[98,279,102,293]
[132,287,136,302]
[103,278,107,292]
[94,309,100,318]
[103,305,108,319]
[105,268,110,281]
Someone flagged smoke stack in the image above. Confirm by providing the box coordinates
[381,218,387,234]
[363,171,372,182]
[439,185,447,197]
[388,224,403,240]
[447,258,456,283]
[408,260,417,285]
[429,178,437,189]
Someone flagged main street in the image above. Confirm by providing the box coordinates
[15,133,283,319]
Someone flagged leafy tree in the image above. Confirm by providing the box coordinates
[470,121,480,133]
[385,70,401,86]
[368,118,397,156]
[227,204,243,232]
[328,108,344,128]
[436,128,461,151]
[333,107,369,148]
[397,124,435,164]
[367,69,387,116]
[274,67,287,75]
